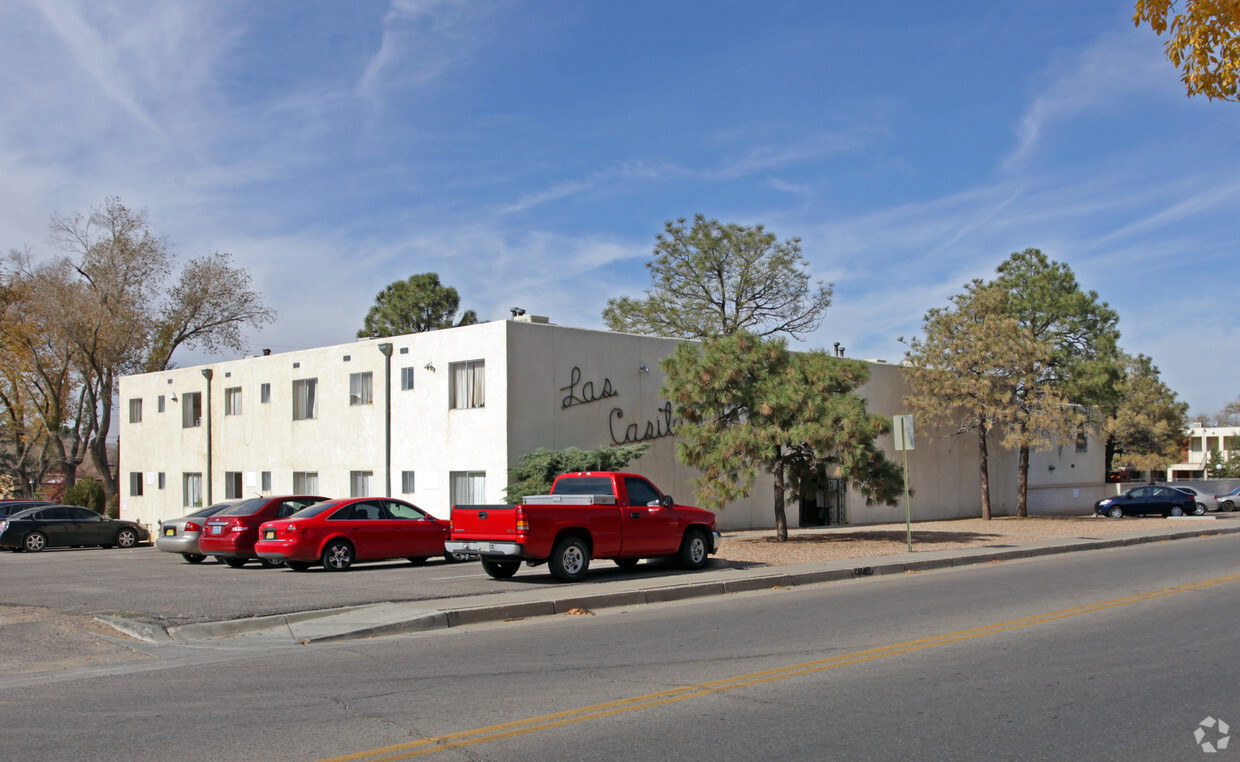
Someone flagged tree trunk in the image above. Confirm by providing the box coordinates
[773,446,788,541]
[88,372,118,500]
[977,422,992,520]
[1017,444,1029,518]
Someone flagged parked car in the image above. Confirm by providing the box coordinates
[1161,485,1218,515]
[1094,485,1195,518]
[198,495,327,568]
[255,497,456,571]
[155,500,240,563]
[1215,487,1240,512]
[0,505,149,552]
[0,500,53,519]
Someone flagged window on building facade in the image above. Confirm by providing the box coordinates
[261,471,272,491]
[261,383,271,404]
[225,387,242,416]
[1190,438,1204,452]
[350,471,373,497]
[128,398,142,423]
[400,367,415,391]
[293,378,317,420]
[350,372,373,406]
[449,360,485,409]
[401,471,415,494]
[293,471,318,494]
[158,472,165,490]
[184,473,203,508]
[1075,428,1088,453]
[225,471,242,499]
[129,472,143,496]
[182,392,202,428]
[157,395,165,413]
[450,471,486,505]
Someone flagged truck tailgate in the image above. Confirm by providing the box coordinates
[450,504,520,541]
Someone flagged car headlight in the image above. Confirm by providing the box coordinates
[1098,499,1112,506]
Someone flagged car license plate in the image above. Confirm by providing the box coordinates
[263,529,275,540]
[163,527,176,536]
[210,525,223,535]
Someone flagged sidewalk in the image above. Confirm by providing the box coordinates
[99,519,1240,645]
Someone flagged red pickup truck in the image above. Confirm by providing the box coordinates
[445,471,720,582]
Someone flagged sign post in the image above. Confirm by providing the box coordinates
[892,414,915,552]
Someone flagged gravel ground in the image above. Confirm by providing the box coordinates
[714,514,1214,566]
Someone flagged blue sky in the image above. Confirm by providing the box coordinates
[1,0,1237,416]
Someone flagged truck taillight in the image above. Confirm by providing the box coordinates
[516,506,529,533]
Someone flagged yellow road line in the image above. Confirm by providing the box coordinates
[320,572,1240,761]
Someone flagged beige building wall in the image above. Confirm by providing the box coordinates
[119,320,1057,533]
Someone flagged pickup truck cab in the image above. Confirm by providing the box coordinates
[445,471,720,582]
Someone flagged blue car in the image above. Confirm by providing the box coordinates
[1094,486,1194,518]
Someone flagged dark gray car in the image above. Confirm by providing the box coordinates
[0,505,149,552]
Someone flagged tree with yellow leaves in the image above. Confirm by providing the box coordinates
[1135,0,1240,101]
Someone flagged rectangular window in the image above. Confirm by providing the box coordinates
[293,471,318,494]
[1075,430,1088,453]
[182,392,202,428]
[128,398,142,423]
[261,383,271,404]
[224,387,242,416]
[261,471,272,491]
[400,367,415,391]
[183,473,203,508]
[225,471,242,499]
[350,471,374,497]
[158,472,166,490]
[129,472,143,496]
[350,372,373,406]
[401,471,415,494]
[157,395,165,413]
[293,378,317,420]
[1190,438,1204,452]
[450,471,486,505]
[449,360,485,409]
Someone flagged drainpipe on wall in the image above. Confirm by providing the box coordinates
[201,368,213,505]
[378,343,393,497]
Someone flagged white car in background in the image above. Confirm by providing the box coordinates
[1163,486,1217,515]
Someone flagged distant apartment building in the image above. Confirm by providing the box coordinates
[1168,422,1240,480]
[117,318,1101,532]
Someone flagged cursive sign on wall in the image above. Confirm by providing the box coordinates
[560,366,619,409]
[608,402,677,445]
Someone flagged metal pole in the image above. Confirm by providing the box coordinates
[378,343,393,497]
[201,368,213,505]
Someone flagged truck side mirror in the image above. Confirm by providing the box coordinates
[660,494,674,508]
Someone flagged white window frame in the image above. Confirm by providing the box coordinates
[400,367,415,391]
[261,471,272,492]
[260,383,271,404]
[401,471,416,494]
[449,360,485,409]
[450,471,486,505]
[350,372,373,406]
[350,470,374,497]
[225,387,242,416]
[293,471,318,494]
[182,392,202,428]
[183,472,203,508]
[128,398,142,423]
[293,378,318,420]
[129,472,143,496]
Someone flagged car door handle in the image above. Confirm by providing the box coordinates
[630,512,640,519]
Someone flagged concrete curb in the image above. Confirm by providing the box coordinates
[98,524,1240,645]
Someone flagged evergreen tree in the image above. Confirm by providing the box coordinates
[504,444,650,502]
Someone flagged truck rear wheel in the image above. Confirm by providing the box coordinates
[677,528,709,571]
[549,536,590,582]
[481,559,520,579]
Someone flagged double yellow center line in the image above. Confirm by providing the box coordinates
[321,572,1240,761]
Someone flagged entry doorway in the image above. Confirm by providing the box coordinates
[799,476,846,526]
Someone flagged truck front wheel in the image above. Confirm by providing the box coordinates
[481,559,520,579]
[677,528,709,571]
[549,536,590,582]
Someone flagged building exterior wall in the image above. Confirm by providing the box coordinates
[119,321,1048,532]
[1169,423,1240,480]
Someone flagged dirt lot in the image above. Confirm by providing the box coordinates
[714,514,1226,566]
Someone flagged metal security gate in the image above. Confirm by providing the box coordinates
[798,476,846,526]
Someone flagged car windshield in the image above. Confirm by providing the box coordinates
[287,500,342,519]
[218,497,267,516]
[191,502,233,518]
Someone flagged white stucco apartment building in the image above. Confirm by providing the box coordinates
[117,318,1103,532]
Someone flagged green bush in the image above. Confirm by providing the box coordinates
[64,477,106,513]
[504,444,650,503]
[105,494,120,519]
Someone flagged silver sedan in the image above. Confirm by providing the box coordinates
[155,501,239,563]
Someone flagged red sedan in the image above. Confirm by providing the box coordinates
[199,495,328,567]
[255,497,457,571]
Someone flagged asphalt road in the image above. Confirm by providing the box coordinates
[0,544,733,626]
[2,533,1238,760]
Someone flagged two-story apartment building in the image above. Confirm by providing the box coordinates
[118,318,1102,532]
